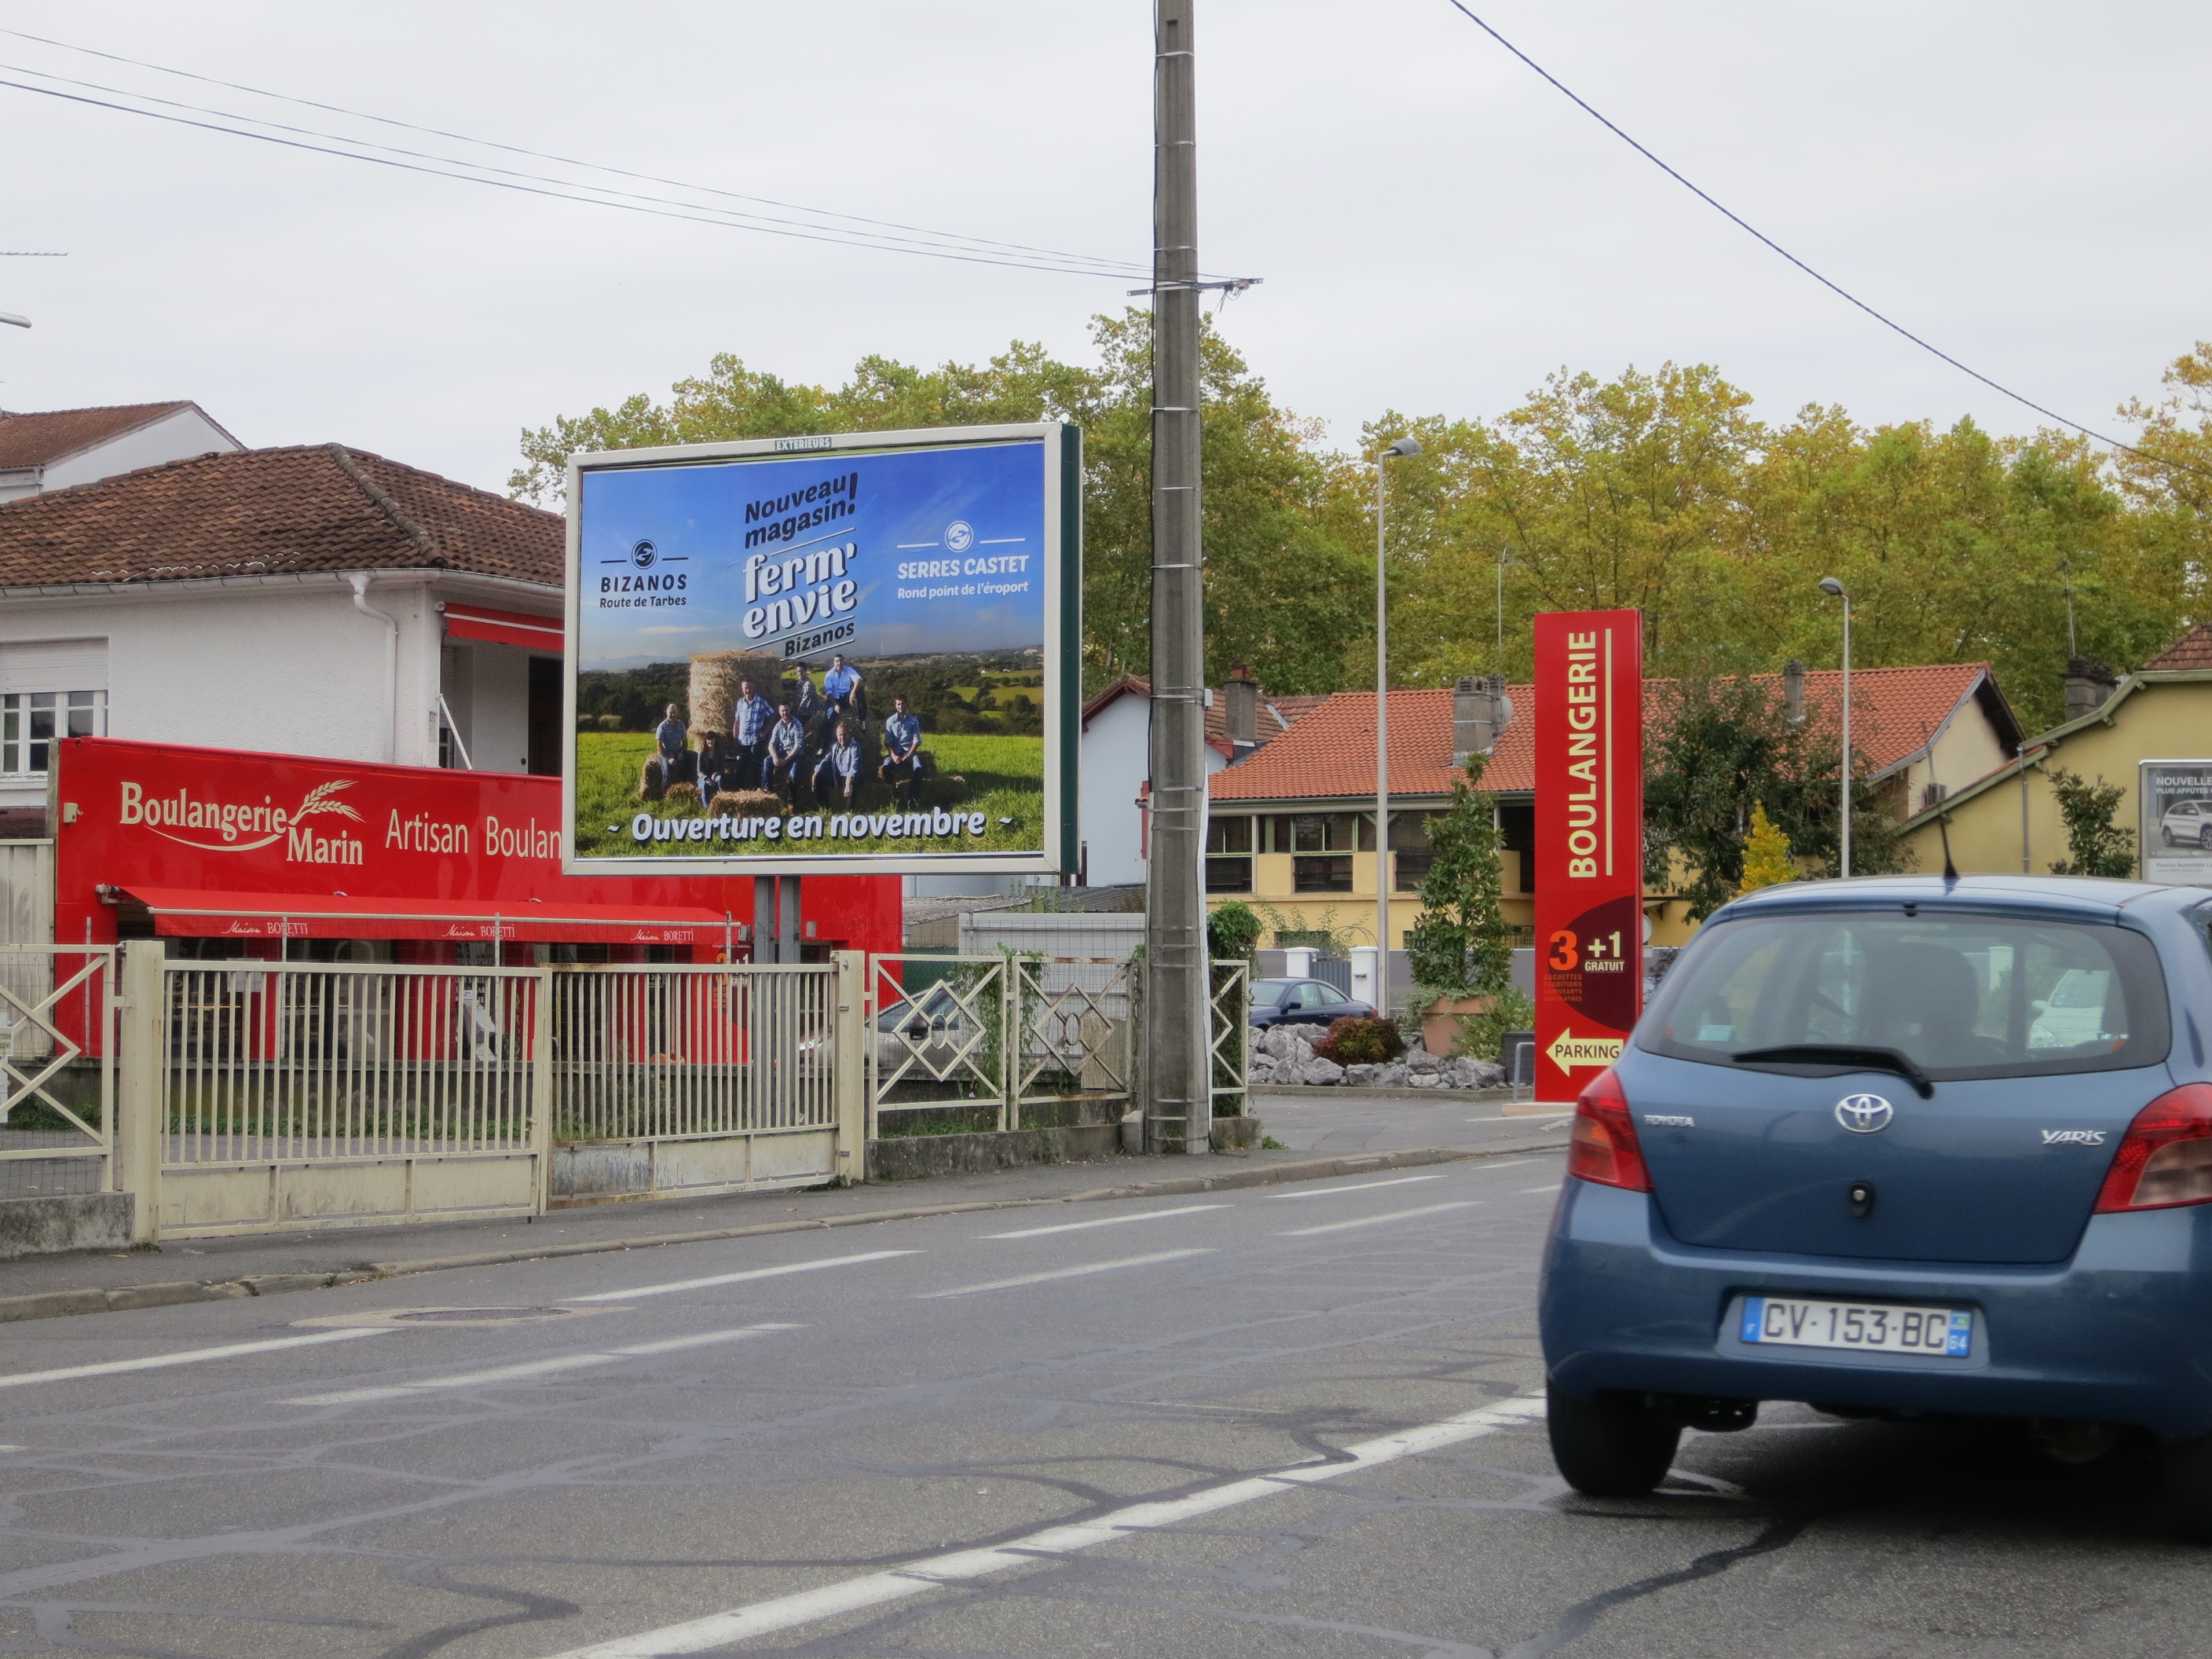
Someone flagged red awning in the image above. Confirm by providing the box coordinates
[441,603,563,653]
[123,887,726,945]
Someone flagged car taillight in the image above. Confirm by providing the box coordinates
[2094,1083,2212,1212]
[1567,1067,1651,1192]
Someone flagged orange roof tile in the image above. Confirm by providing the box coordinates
[1210,663,2005,803]
[0,444,562,588]
[2145,622,2212,672]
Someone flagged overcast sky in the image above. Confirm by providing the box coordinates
[1,2,2206,496]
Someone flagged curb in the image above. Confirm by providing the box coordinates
[1256,1085,1541,1101]
[0,1144,1562,1327]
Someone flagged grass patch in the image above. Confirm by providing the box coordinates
[571,731,1045,859]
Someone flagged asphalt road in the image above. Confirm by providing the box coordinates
[2,1151,2210,1658]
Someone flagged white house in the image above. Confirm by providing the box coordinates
[1075,668,1324,889]
[0,401,241,502]
[0,441,564,830]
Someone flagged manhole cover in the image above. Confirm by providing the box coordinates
[388,1307,575,1323]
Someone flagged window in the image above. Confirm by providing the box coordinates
[1311,982,1349,1005]
[1390,815,1433,892]
[1291,813,1358,853]
[1294,855,1354,893]
[1205,815,1253,892]
[1643,910,2170,1080]
[1,689,104,776]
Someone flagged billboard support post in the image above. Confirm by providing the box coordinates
[1532,610,1645,1106]
[1144,0,1210,1156]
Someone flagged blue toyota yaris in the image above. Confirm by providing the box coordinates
[1540,875,2212,1529]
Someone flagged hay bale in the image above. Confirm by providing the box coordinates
[663,782,701,811]
[689,651,782,740]
[708,789,782,817]
[636,757,665,800]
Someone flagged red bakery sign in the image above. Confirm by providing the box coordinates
[1531,611,1645,1104]
[52,737,896,951]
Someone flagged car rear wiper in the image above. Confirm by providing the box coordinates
[1730,1044,1935,1098]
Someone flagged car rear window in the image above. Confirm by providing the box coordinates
[1640,910,2170,1079]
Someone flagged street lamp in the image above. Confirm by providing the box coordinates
[1375,435,1422,1001]
[1819,577,1851,878]
[0,313,28,329]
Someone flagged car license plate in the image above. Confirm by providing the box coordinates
[1739,1295,1972,1358]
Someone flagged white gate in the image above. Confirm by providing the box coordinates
[545,961,850,1203]
[145,956,548,1238]
[0,945,116,1203]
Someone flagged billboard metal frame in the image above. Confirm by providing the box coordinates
[561,422,1081,878]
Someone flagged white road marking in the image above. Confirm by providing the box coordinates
[1474,1159,1533,1172]
[545,1390,1549,1657]
[918,1249,1213,1299]
[1279,1200,1481,1237]
[983,1204,1229,1240]
[0,1328,389,1391]
[1522,1184,1562,1194]
[1264,1174,1443,1200]
[562,1250,917,1302]
[280,1323,802,1405]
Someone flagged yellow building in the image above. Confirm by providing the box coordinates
[1903,636,2212,881]
[1207,662,2020,950]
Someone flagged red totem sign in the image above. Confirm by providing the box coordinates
[1533,610,1645,1104]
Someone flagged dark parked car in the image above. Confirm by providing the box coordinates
[1540,875,2212,1533]
[1249,976,1375,1030]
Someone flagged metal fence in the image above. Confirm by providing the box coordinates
[0,945,115,1201]
[161,961,542,1165]
[548,962,837,1141]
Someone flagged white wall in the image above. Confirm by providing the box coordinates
[0,577,544,808]
[38,408,240,494]
[443,639,533,773]
[1080,692,1151,888]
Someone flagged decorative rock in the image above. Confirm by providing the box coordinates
[1404,1046,1443,1074]
[1343,1063,1379,1087]
[1408,1071,1441,1088]
[1375,1061,1410,1087]
[1302,1057,1346,1086]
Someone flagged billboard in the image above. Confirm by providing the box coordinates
[1531,610,1645,1105]
[2141,760,2212,887]
[563,423,1079,876]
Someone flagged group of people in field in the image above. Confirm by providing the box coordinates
[649,654,929,810]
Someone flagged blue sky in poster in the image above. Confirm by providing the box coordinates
[577,439,1046,672]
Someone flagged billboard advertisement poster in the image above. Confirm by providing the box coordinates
[563,423,1080,876]
[1532,610,1645,1105]
[2141,760,2212,886]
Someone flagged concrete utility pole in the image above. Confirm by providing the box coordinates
[1144,0,1210,1155]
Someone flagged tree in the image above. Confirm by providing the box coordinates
[1643,674,1905,919]
[1405,754,1513,1001]
[2045,768,2137,877]
[1737,802,1796,893]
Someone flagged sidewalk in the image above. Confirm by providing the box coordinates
[0,1105,1569,1325]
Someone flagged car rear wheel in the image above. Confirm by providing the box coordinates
[1546,1382,1682,1496]
[2163,1434,2212,1541]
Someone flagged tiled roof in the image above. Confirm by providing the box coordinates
[1081,675,1327,745]
[1210,663,2001,803]
[0,444,563,588]
[2145,622,2212,672]
[0,402,200,469]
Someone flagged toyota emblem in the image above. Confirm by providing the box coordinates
[1834,1093,1895,1134]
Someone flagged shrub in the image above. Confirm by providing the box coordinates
[1207,900,1262,960]
[1313,1015,1404,1066]
[1456,985,1535,1062]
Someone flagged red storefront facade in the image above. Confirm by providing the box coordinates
[51,736,899,961]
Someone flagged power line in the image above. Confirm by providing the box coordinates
[1441,1,2203,481]
[0,60,1139,276]
[0,25,1155,278]
[0,75,1154,281]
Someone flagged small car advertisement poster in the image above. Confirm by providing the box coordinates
[1532,609,1646,1104]
[562,423,1079,876]
[2141,760,2212,886]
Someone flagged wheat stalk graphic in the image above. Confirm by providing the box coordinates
[293,779,363,823]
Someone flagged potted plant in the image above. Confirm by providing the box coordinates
[1404,754,1514,1057]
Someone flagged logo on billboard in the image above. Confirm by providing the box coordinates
[631,540,658,569]
[944,520,975,554]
